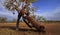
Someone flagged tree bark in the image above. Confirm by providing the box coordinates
[24,16,44,31]
[23,17,32,28]
[16,13,21,29]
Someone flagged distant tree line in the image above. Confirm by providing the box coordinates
[0,17,22,23]
[0,15,47,23]
[31,15,47,22]
[0,17,7,23]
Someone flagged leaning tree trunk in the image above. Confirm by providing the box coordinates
[23,16,45,31]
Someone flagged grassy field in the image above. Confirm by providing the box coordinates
[0,22,60,35]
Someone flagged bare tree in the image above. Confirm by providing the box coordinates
[37,16,47,21]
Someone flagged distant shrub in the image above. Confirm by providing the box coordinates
[0,17,7,23]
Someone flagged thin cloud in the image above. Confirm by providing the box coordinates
[0,11,13,17]
[35,6,60,20]
[47,6,60,20]
[37,9,40,12]
[45,6,60,20]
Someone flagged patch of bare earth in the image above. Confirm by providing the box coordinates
[0,22,60,35]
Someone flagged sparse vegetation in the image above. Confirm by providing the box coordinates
[36,16,47,21]
[0,17,7,23]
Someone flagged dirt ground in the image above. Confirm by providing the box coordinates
[0,22,60,35]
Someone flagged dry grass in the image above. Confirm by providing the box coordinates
[0,22,60,35]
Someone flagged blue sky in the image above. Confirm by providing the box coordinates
[0,0,60,21]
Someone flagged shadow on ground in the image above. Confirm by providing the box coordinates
[0,26,45,32]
